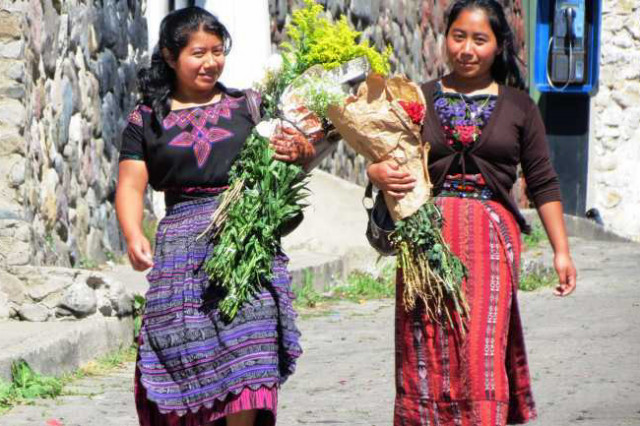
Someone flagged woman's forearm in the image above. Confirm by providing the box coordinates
[115,182,146,243]
[536,200,570,255]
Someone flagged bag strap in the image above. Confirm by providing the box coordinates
[363,181,375,215]
[243,89,262,125]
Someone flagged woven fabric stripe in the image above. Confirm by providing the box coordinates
[137,198,301,419]
[394,197,537,426]
[135,355,278,426]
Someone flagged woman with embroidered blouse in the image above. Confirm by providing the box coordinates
[116,7,310,426]
[367,1,577,425]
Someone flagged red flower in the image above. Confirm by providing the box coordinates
[399,101,425,125]
[454,125,480,145]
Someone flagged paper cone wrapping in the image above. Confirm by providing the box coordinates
[327,74,432,221]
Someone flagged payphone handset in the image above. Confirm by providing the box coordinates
[546,0,587,90]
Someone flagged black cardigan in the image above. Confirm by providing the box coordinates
[420,80,562,233]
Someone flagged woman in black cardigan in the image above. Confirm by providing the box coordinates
[367,1,576,425]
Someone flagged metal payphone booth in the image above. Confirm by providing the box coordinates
[532,0,602,217]
[534,0,602,94]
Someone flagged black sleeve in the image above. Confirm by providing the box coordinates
[520,99,562,207]
[119,107,146,162]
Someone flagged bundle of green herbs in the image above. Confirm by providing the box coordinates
[201,132,307,319]
[392,203,469,329]
[201,0,391,320]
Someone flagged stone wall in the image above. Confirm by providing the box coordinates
[589,1,640,241]
[0,0,148,268]
[269,0,526,185]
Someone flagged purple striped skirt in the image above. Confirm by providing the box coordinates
[135,198,301,425]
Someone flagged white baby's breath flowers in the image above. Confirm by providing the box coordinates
[264,53,284,75]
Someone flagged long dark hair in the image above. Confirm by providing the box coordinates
[445,0,526,90]
[138,6,232,133]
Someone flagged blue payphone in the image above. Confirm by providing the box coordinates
[533,0,602,95]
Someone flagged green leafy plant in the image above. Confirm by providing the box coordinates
[132,293,146,341]
[331,270,395,301]
[0,361,63,413]
[76,257,99,270]
[0,345,139,413]
[519,269,555,292]
[392,203,469,328]
[523,222,547,251]
[142,217,158,249]
[75,346,137,378]
[283,0,391,76]
[202,132,309,319]
[261,0,391,117]
[293,270,323,308]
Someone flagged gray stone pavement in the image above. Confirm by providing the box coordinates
[2,236,640,426]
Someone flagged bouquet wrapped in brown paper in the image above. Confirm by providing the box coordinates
[328,74,469,330]
[328,74,432,221]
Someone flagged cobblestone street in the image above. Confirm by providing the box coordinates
[2,237,640,426]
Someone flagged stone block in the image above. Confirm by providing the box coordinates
[0,98,25,128]
[0,39,24,59]
[59,280,97,318]
[0,11,22,40]
[0,59,25,82]
[95,287,112,316]
[0,76,25,98]
[0,125,23,155]
[351,0,381,25]
[604,190,623,209]
[101,92,120,158]
[107,279,133,316]
[17,303,51,322]
[40,167,59,226]
[41,0,60,75]
[27,276,70,302]
[87,227,107,264]
[93,49,118,97]
[625,14,640,40]
[611,82,640,109]
[13,223,30,243]
[0,290,9,319]
[6,242,31,266]
[9,155,25,188]
[0,269,25,305]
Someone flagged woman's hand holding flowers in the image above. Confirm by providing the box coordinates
[270,124,316,165]
[366,160,417,200]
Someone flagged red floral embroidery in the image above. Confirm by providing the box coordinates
[399,100,426,125]
[443,124,482,149]
[454,125,480,145]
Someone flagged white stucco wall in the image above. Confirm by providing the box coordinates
[196,0,271,90]
[588,1,640,242]
[146,1,170,52]
[146,0,271,90]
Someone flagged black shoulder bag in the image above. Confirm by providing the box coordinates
[364,182,397,256]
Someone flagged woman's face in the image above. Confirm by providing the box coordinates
[167,28,226,96]
[445,8,500,81]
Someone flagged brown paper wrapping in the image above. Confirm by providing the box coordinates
[327,74,432,221]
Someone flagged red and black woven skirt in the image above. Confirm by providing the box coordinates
[394,196,537,426]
